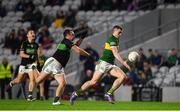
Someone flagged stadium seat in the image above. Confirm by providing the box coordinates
[115,17,123,22]
[15,11,24,17]
[152,78,163,87]
[52,5,60,11]
[138,11,146,16]
[155,72,163,78]
[159,66,169,74]
[2,27,10,34]
[7,11,15,17]
[14,22,23,28]
[162,77,173,86]
[98,16,107,22]
[11,17,20,22]
[61,5,69,12]
[157,4,165,9]
[65,0,73,6]
[103,11,111,17]
[23,22,31,29]
[169,66,180,74]
[73,0,81,6]
[6,22,14,28]
[33,0,42,6]
[94,11,103,17]
[71,5,78,10]
[111,10,119,17]
[3,49,12,55]
[119,11,127,16]
[86,11,94,18]
[176,4,180,9]
[166,4,175,9]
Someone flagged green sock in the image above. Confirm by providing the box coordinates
[107,88,114,95]
[76,89,83,96]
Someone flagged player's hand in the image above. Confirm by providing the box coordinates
[124,61,132,72]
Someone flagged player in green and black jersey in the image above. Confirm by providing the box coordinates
[70,25,131,105]
[7,30,39,101]
[33,28,90,105]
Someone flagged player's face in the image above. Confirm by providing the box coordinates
[69,31,75,40]
[113,28,122,38]
[27,31,35,40]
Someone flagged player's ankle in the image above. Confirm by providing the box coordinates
[53,96,60,102]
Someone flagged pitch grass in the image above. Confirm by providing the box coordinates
[0,100,180,110]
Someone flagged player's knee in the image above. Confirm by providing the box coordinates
[90,80,97,86]
[117,73,126,80]
[62,81,66,87]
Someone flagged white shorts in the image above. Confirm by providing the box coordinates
[18,63,37,74]
[42,57,65,76]
[95,60,119,73]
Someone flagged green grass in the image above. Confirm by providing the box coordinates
[0,99,180,110]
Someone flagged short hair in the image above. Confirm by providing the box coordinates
[113,25,122,31]
[63,28,73,38]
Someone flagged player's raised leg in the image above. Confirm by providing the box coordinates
[105,66,127,103]
[6,73,25,91]
[70,71,103,105]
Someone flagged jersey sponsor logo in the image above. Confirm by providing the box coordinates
[57,44,68,50]
[26,48,36,54]
[104,43,111,50]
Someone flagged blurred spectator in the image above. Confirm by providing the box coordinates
[176,50,180,65]
[112,0,120,10]
[164,0,177,3]
[53,11,65,28]
[15,0,25,12]
[119,0,129,10]
[79,42,99,84]
[136,48,147,71]
[40,36,53,49]
[101,0,113,10]
[80,0,94,11]
[62,9,77,27]
[147,48,155,65]
[74,21,92,38]
[127,0,139,12]
[0,58,13,99]
[152,49,163,68]
[37,25,53,50]
[46,0,65,6]
[31,8,43,31]
[101,75,116,93]
[138,61,152,85]
[92,0,101,10]
[22,1,35,22]
[168,48,178,67]
[0,1,7,17]
[4,29,22,54]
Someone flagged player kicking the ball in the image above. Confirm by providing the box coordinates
[33,28,90,105]
[70,25,131,105]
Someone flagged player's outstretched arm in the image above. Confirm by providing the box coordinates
[75,38,84,46]
[111,46,131,71]
[72,45,90,57]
